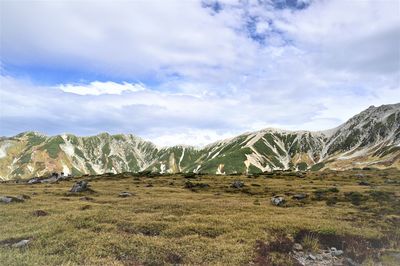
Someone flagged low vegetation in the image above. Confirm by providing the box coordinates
[0,168,399,265]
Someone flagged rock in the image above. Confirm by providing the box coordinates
[307,254,316,260]
[33,210,48,217]
[292,193,308,200]
[0,196,25,203]
[118,192,133,197]
[330,247,344,256]
[271,196,285,206]
[70,180,89,192]
[293,243,303,251]
[231,180,244,189]
[27,178,41,184]
[344,257,359,266]
[358,181,370,186]
[12,239,30,248]
[41,176,59,183]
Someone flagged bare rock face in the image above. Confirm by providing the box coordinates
[70,181,89,193]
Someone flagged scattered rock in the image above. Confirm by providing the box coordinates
[80,205,91,210]
[292,193,308,200]
[27,178,41,184]
[358,181,370,186]
[330,247,344,256]
[33,210,48,217]
[384,179,398,184]
[231,180,244,189]
[70,181,89,193]
[293,243,303,251]
[344,257,359,266]
[0,196,25,203]
[118,192,133,197]
[41,176,59,183]
[271,196,285,206]
[307,254,316,260]
[12,239,30,248]
[145,183,153,187]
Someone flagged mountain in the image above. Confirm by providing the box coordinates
[0,104,399,180]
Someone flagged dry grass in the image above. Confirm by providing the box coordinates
[0,169,399,265]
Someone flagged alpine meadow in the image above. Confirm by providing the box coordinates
[0,0,399,266]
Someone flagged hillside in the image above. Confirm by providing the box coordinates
[0,104,399,180]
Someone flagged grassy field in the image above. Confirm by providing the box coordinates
[1,169,399,265]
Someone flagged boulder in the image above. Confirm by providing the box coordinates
[70,180,89,193]
[0,196,25,203]
[231,180,244,189]
[271,196,285,206]
[27,178,41,184]
[292,193,308,200]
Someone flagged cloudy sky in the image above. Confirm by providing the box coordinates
[0,0,399,146]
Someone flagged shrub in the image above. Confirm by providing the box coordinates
[345,192,366,206]
[301,233,320,252]
[182,172,196,179]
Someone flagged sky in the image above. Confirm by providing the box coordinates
[0,0,399,147]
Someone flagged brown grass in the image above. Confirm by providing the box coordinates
[0,168,399,265]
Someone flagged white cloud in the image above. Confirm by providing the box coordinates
[59,81,146,95]
[0,0,399,146]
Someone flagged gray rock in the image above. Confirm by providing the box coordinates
[118,192,133,197]
[12,239,30,248]
[344,257,359,266]
[358,181,370,186]
[41,176,59,183]
[271,196,285,206]
[231,181,244,189]
[292,193,308,200]
[27,178,41,184]
[0,196,25,203]
[293,243,303,251]
[330,247,344,256]
[307,254,316,260]
[70,180,89,193]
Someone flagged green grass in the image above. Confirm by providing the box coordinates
[0,168,399,265]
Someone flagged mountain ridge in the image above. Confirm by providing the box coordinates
[1,103,399,180]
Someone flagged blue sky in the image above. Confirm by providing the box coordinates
[1,0,399,146]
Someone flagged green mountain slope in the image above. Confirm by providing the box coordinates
[1,104,399,180]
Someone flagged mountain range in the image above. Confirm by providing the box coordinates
[1,103,399,180]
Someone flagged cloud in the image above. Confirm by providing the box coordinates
[59,81,146,95]
[0,0,399,146]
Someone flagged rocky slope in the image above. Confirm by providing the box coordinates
[0,104,399,180]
